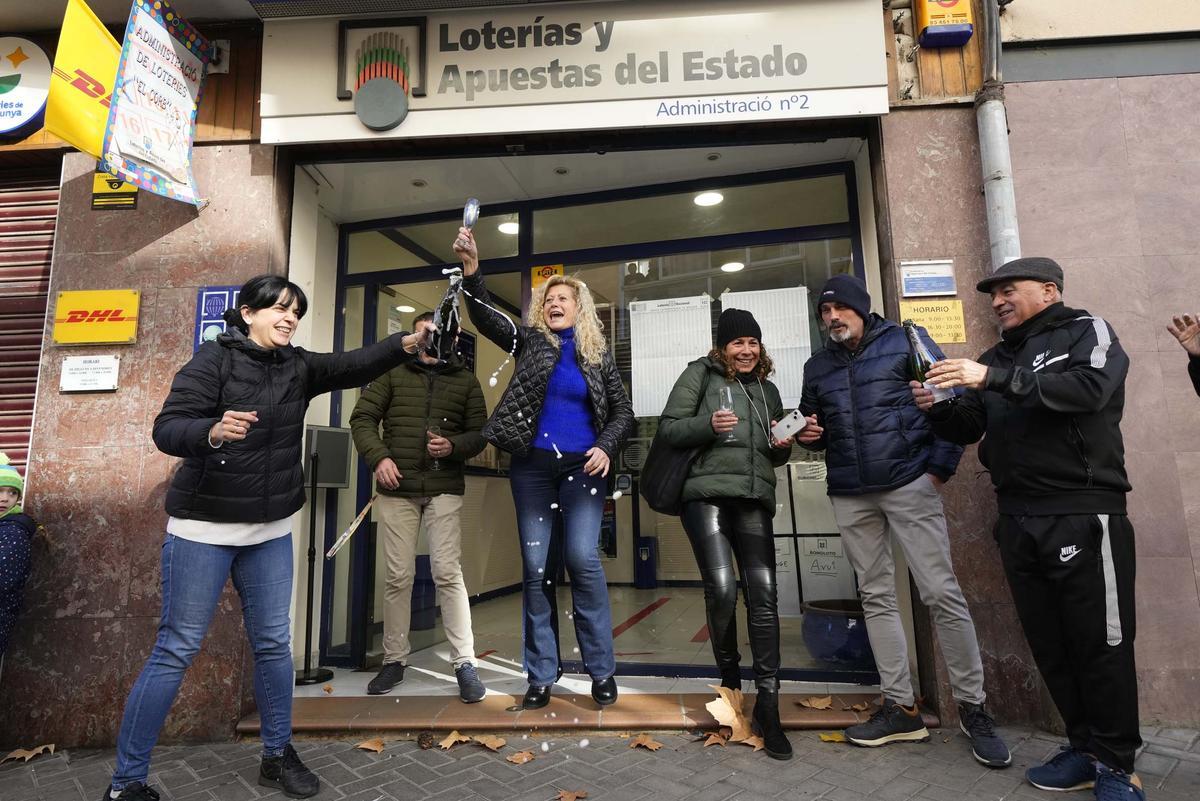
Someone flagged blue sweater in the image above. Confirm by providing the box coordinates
[534,328,596,454]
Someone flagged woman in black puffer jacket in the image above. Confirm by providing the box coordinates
[453,227,633,712]
[103,275,428,801]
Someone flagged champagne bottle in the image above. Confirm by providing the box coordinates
[426,283,461,361]
[903,319,955,407]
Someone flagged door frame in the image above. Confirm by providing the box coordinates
[319,160,874,683]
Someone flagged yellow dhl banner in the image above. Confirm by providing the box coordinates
[45,0,120,159]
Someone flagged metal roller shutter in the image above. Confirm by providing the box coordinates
[0,168,59,473]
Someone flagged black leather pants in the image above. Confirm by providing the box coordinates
[681,499,780,691]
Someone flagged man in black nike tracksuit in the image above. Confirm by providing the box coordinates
[911,258,1144,800]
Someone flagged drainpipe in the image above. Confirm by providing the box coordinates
[976,0,1021,270]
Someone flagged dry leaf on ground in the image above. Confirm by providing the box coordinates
[818,732,848,743]
[473,735,506,752]
[556,791,588,801]
[628,733,663,751]
[740,735,765,751]
[704,685,752,742]
[417,731,436,750]
[321,684,333,694]
[843,701,870,712]
[703,732,727,748]
[506,750,536,765]
[354,738,385,753]
[439,730,471,750]
[2,744,55,764]
[797,695,833,710]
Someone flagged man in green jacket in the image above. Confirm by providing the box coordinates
[350,313,488,702]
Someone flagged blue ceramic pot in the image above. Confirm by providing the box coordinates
[801,599,874,667]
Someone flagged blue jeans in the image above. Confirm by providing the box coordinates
[112,533,295,789]
[510,448,615,686]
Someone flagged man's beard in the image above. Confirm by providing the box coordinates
[829,326,853,343]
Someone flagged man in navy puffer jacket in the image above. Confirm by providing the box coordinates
[798,274,1009,768]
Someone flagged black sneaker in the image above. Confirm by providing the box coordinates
[845,698,930,747]
[259,743,320,799]
[455,663,486,704]
[958,702,1012,768]
[1026,747,1096,792]
[100,783,160,801]
[367,662,406,695]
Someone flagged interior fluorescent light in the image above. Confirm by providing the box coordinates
[396,305,415,313]
[498,221,520,235]
[693,191,724,207]
[720,262,745,273]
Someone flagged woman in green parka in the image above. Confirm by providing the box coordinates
[658,308,793,760]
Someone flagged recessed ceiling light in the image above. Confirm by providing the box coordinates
[706,153,721,161]
[411,179,427,188]
[396,305,415,313]
[498,221,520,235]
[554,167,570,175]
[694,191,723,207]
[720,262,744,273]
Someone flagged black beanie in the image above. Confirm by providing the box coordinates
[817,274,871,323]
[716,308,762,348]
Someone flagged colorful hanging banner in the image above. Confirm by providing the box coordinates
[44,0,121,158]
[102,0,212,207]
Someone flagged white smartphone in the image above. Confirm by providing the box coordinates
[771,409,808,441]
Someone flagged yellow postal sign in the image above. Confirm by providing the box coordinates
[53,289,141,345]
[899,299,966,344]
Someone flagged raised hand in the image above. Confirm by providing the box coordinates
[452,227,478,275]
[1167,314,1200,357]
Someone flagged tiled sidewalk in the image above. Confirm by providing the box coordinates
[3,724,1197,801]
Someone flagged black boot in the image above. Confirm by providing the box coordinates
[719,665,742,691]
[522,684,552,709]
[259,743,320,799]
[752,690,793,760]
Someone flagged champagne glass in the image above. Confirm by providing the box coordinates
[718,386,737,442]
[428,425,442,471]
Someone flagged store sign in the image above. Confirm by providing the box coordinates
[0,37,51,136]
[194,285,240,351]
[900,259,957,297]
[261,0,887,144]
[52,289,141,345]
[102,0,212,206]
[91,169,138,210]
[531,264,563,290]
[60,355,120,393]
[899,299,967,344]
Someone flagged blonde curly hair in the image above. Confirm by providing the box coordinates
[526,275,608,366]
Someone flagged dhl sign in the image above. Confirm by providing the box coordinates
[52,289,140,345]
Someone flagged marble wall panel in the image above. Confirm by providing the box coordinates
[880,107,1039,724]
[0,145,288,748]
[1008,74,1200,726]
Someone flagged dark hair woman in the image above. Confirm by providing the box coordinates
[102,274,431,801]
[658,308,795,760]
[452,227,634,711]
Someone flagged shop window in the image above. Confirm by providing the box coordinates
[533,175,848,254]
[348,212,519,274]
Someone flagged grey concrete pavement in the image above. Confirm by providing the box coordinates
[3,724,1197,801]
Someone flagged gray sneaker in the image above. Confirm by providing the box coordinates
[845,698,931,747]
[367,662,405,695]
[456,663,486,704]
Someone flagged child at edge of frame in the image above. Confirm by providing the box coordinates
[0,451,39,668]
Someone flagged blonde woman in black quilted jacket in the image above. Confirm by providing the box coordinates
[453,227,634,711]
